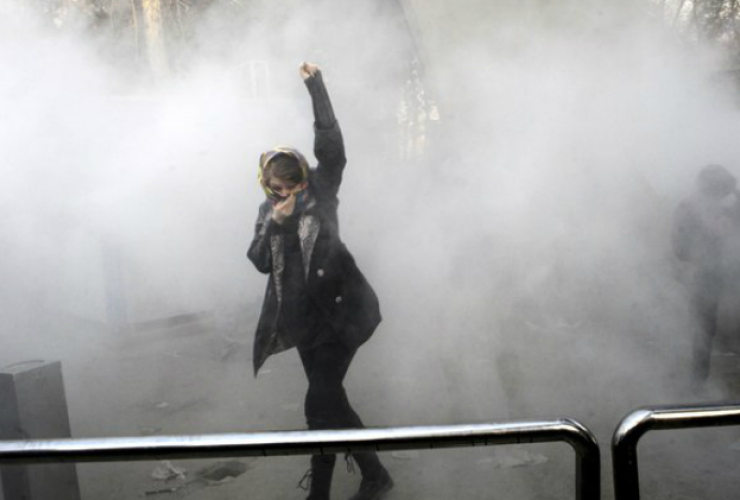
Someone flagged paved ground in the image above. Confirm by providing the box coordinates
[4,303,740,500]
[64,317,569,500]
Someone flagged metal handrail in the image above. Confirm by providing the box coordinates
[612,403,740,500]
[0,419,600,500]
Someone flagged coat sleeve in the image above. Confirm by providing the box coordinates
[304,71,346,199]
[247,202,273,274]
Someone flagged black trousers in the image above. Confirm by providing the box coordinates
[297,341,384,497]
[299,341,363,430]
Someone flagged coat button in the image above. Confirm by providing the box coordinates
[317,269,325,277]
[335,296,342,304]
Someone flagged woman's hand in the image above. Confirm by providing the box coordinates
[271,192,298,224]
[300,62,320,80]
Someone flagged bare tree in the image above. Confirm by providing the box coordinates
[141,0,169,79]
[658,0,740,64]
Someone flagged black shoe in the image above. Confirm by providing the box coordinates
[307,493,330,500]
[301,455,336,500]
[348,469,393,500]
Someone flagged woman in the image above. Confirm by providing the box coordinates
[248,62,393,500]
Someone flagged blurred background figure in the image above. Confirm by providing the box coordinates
[672,164,740,386]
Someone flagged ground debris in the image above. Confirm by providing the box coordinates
[144,486,180,497]
[151,461,187,481]
[144,460,250,497]
[194,460,249,484]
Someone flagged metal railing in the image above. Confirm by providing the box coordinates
[612,402,740,500]
[0,419,600,500]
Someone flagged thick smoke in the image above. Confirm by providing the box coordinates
[2,0,740,497]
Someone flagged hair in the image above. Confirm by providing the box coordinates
[697,163,736,197]
[263,153,305,185]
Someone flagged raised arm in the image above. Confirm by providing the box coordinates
[301,62,346,198]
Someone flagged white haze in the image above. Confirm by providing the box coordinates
[2,0,740,494]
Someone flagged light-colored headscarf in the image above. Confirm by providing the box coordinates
[257,147,309,200]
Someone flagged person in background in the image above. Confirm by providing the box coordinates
[672,164,740,384]
[247,62,393,500]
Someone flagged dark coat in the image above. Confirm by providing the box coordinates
[247,122,382,375]
[672,195,725,272]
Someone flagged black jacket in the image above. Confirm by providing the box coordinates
[247,73,382,375]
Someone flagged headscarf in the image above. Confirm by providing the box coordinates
[258,147,309,201]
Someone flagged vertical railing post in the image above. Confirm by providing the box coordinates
[612,404,740,500]
[560,418,600,500]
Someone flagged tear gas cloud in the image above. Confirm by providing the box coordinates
[1,0,739,464]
